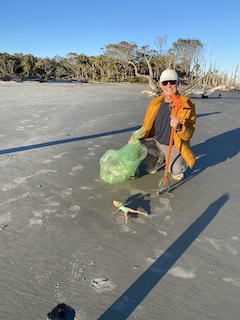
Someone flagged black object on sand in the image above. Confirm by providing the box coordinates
[47,303,75,320]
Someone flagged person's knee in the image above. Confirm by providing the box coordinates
[171,163,186,175]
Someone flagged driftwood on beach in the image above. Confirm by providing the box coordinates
[141,67,239,97]
[180,66,239,96]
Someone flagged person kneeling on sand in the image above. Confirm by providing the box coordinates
[130,69,196,181]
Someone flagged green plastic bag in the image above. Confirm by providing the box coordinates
[99,139,147,184]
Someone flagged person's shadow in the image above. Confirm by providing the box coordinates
[172,127,240,190]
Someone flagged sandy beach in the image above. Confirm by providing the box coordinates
[0,81,239,319]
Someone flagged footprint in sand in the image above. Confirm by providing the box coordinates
[88,193,102,200]
[116,220,137,234]
[69,205,81,218]
[13,170,57,187]
[80,186,94,190]
[147,249,173,274]
[2,183,15,191]
[69,165,84,176]
[199,236,238,255]
[61,188,73,198]
[157,230,168,236]
[20,119,31,123]
[135,217,146,224]
[0,193,30,205]
[29,207,58,226]
[224,244,237,255]
[42,153,66,163]
[47,201,60,208]
[112,296,138,312]
[52,152,66,159]
[168,266,196,279]
[147,257,165,274]
[55,205,80,218]
[90,278,116,293]
[152,198,172,216]
[223,277,240,287]
[84,140,93,145]
[42,159,54,164]
[13,177,27,184]
[29,218,43,226]
[15,126,25,131]
[73,310,87,320]
[120,224,130,233]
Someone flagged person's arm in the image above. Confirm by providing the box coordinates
[128,127,145,143]
[129,95,164,143]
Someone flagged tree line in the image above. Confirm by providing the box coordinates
[1,36,237,93]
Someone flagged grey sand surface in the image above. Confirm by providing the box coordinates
[0,82,239,319]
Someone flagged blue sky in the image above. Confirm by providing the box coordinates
[1,0,239,82]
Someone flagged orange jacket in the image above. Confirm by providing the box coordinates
[140,93,196,168]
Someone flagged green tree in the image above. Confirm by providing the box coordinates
[104,41,159,92]
[169,38,203,78]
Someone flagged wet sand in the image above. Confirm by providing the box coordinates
[0,82,239,319]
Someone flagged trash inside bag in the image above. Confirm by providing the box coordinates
[99,139,147,184]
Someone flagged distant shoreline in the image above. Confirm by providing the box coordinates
[0,79,239,94]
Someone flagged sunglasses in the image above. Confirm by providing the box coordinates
[162,80,177,86]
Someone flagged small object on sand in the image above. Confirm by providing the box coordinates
[112,200,148,223]
[47,303,75,320]
[202,88,208,98]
